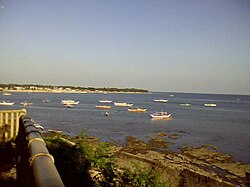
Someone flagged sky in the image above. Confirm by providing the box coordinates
[0,0,250,94]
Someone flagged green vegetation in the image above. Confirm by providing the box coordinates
[44,132,168,187]
[122,162,169,187]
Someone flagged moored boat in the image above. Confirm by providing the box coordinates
[61,99,79,105]
[0,101,15,106]
[99,99,112,103]
[180,103,191,106]
[128,108,147,112]
[20,102,33,106]
[114,102,133,107]
[204,103,217,107]
[150,111,171,119]
[42,99,50,103]
[96,105,112,109]
[154,99,168,103]
[2,92,12,96]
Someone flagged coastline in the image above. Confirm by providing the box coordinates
[0,84,149,94]
[1,89,150,94]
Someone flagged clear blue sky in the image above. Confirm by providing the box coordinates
[0,0,250,94]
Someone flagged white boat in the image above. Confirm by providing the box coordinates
[204,103,217,107]
[114,102,133,107]
[154,99,168,103]
[61,99,79,105]
[180,103,191,106]
[34,124,44,130]
[99,99,112,103]
[0,101,15,106]
[150,111,171,119]
[128,108,147,112]
[20,102,33,106]
[2,93,12,96]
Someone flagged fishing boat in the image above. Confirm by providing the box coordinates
[128,108,147,112]
[99,99,112,103]
[61,99,79,105]
[114,102,133,107]
[20,102,33,106]
[204,103,217,107]
[0,101,15,106]
[150,111,171,119]
[154,99,168,103]
[96,105,112,109]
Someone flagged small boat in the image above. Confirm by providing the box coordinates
[20,102,33,106]
[114,102,133,107]
[96,105,112,109]
[2,92,12,96]
[105,112,109,116]
[34,124,44,130]
[150,111,171,119]
[99,99,112,103]
[154,99,168,103]
[61,99,79,105]
[204,103,217,107]
[128,108,147,112]
[42,99,50,103]
[180,103,191,106]
[0,101,15,106]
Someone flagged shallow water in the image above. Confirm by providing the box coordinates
[1,92,250,163]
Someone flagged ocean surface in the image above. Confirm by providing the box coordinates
[1,92,250,164]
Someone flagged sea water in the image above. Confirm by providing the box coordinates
[1,92,250,163]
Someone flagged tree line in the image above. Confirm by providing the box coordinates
[0,84,149,93]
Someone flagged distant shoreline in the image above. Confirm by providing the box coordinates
[2,89,149,94]
[0,84,149,94]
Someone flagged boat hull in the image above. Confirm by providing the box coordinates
[128,108,147,112]
[204,104,217,107]
[0,102,15,106]
[150,112,171,119]
[99,100,112,103]
[96,105,112,109]
[61,100,79,105]
[154,99,168,103]
[114,102,133,107]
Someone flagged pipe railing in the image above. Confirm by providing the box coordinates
[0,109,27,144]
[16,115,65,187]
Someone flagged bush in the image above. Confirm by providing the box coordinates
[45,135,92,186]
[122,162,169,187]
[45,133,169,187]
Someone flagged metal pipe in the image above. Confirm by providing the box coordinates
[20,115,65,187]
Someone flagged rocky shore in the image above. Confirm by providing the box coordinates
[1,131,249,187]
[114,134,250,186]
